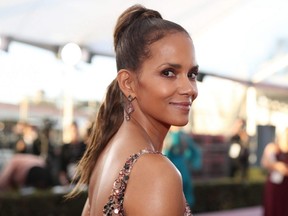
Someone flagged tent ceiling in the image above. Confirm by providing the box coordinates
[0,0,288,102]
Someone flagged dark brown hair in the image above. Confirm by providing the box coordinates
[68,4,190,197]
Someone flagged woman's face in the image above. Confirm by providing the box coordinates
[134,32,198,127]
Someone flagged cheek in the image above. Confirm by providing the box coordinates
[146,84,174,103]
[136,74,177,109]
[136,83,172,112]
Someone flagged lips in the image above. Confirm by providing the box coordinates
[169,101,192,111]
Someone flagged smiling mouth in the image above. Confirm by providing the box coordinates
[169,102,192,111]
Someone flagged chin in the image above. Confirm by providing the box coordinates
[172,119,189,127]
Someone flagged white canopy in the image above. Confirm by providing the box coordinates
[0,0,288,135]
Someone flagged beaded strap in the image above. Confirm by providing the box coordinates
[103,149,160,215]
[102,149,193,216]
[185,203,193,216]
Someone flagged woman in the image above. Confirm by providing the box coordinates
[70,4,198,216]
[261,128,288,216]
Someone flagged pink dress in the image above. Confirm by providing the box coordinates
[102,149,193,216]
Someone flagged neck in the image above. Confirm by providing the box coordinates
[129,117,169,152]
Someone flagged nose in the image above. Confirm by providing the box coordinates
[178,76,198,101]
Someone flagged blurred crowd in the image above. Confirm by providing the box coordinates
[0,117,252,207]
[0,119,91,191]
[1,116,288,215]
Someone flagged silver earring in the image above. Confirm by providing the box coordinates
[125,95,135,121]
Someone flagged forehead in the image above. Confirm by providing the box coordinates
[143,32,196,67]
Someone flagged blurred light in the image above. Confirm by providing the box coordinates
[228,142,241,158]
[249,153,257,164]
[60,43,82,66]
[246,86,257,136]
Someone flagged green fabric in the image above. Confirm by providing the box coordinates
[164,130,202,207]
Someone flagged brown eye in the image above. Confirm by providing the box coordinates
[188,72,197,80]
[162,69,175,77]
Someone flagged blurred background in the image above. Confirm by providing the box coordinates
[0,0,288,215]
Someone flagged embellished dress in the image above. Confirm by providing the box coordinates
[102,149,193,216]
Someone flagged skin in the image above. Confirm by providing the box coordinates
[262,129,288,176]
[82,32,198,216]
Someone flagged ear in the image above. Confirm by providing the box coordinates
[117,69,136,97]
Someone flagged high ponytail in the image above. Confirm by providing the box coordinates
[114,4,188,72]
[114,4,162,53]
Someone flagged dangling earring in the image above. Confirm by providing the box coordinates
[125,95,135,121]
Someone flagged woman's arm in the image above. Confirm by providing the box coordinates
[261,143,288,176]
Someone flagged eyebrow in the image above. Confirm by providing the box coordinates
[162,63,199,72]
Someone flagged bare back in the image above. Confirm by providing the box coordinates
[82,143,190,215]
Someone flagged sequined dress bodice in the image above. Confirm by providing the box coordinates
[102,149,193,216]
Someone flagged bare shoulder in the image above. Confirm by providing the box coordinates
[124,153,186,216]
